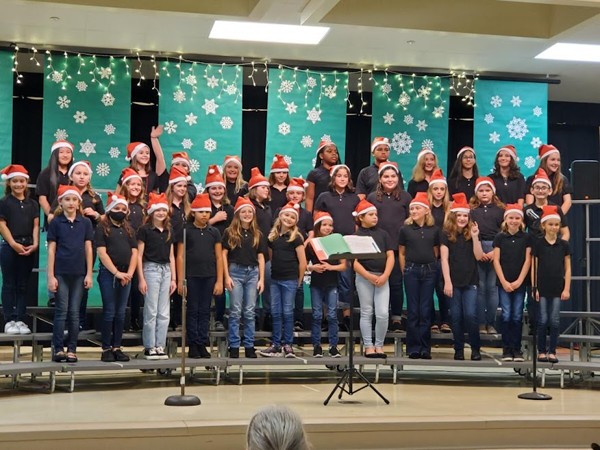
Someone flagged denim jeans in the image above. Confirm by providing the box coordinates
[79,249,96,329]
[260,260,272,315]
[432,259,451,326]
[310,286,338,347]
[187,276,216,346]
[52,274,85,353]
[214,292,226,323]
[142,262,171,349]
[270,279,297,347]
[1,242,34,323]
[228,264,259,349]
[477,240,498,327]
[98,265,131,350]
[338,263,352,310]
[294,284,305,323]
[389,250,404,321]
[498,286,525,351]
[356,273,389,348]
[538,296,561,354]
[449,285,480,351]
[404,262,436,355]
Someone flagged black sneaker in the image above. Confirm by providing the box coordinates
[229,347,239,358]
[501,350,513,362]
[420,352,432,360]
[155,346,169,360]
[454,350,465,361]
[263,314,273,332]
[329,346,341,358]
[293,320,304,332]
[313,345,323,358]
[188,342,200,358]
[112,348,130,362]
[198,345,211,359]
[283,344,295,358]
[471,349,482,361]
[245,347,257,358]
[47,298,56,307]
[513,350,524,362]
[101,350,116,362]
[408,352,421,359]
[144,348,159,360]
[390,321,403,333]
[213,321,226,332]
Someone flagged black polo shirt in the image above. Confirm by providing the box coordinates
[127,202,145,232]
[158,171,197,202]
[51,190,105,228]
[524,201,568,240]
[94,223,137,272]
[306,244,338,288]
[431,204,446,229]
[119,171,160,200]
[448,175,476,201]
[226,180,248,206]
[210,203,234,236]
[0,194,39,239]
[269,186,288,213]
[47,214,94,276]
[470,203,504,241]
[525,172,573,206]
[273,206,314,239]
[354,226,393,273]
[492,231,532,285]
[306,165,331,207]
[222,228,268,267]
[490,173,525,205]
[314,190,360,236]
[137,224,174,264]
[269,232,304,281]
[440,232,478,287]
[407,179,429,199]
[176,223,221,278]
[367,191,411,248]
[532,238,571,298]
[251,199,273,245]
[170,202,187,237]
[398,223,439,264]
[36,167,70,206]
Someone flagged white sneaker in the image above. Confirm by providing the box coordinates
[15,321,31,335]
[144,348,159,360]
[5,322,20,335]
[4,321,15,333]
[155,346,169,360]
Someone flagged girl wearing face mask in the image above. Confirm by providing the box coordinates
[525,145,573,214]
[448,146,479,201]
[407,149,439,198]
[489,145,525,206]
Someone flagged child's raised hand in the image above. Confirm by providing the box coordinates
[561,289,570,301]
[213,281,223,296]
[150,125,163,138]
[471,222,479,237]
[224,276,234,292]
[48,276,58,293]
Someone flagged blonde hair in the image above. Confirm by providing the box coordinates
[226,211,261,250]
[117,178,147,209]
[469,193,505,209]
[225,162,247,195]
[501,218,525,233]
[411,153,439,183]
[166,182,191,218]
[268,215,304,243]
[426,183,450,212]
[143,209,172,241]
[404,210,435,227]
[539,157,564,196]
[442,212,473,243]
[53,195,84,217]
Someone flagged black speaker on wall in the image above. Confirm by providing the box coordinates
[570,160,600,200]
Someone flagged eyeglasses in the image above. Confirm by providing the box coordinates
[533,186,550,191]
[462,155,475,160]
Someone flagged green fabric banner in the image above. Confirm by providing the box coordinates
[0,50,12,168]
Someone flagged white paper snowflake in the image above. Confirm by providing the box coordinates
[280,80,294,94]
[189,159,200,173]
[533,106,543,117]
[79,139,97,157]
[306,107,322,124]
[417,85,432,99]
[306,77,317,89]
[312,157,317,167]
[173,90,186,104]
[391,131,413,155]
[489,131,501,144]
[404,114,414,125]
[433,106,445,118]
[382,83,392,95]
[50,71,63,83]
[225,84,237,95]
[321,134,331,142]
[506,117,529,140]
[301,135,314,148]
[303,274,311,285]
[383,113,395,125]
[73,111,87,124]
[284,155,293,165]
[484,113,494,125]
[220,116,234,130]
[530,136,542,148]
[101,93,115,107]
[99,67,112,79]
[164,121,178,134]
[96,163,110,177]
[75,81,87,92]
[399,92,411,106]
[182,138,193,150]
[524,156,536,169]
[422,139,434,150]
[104,124,116,135]
[204,138,217,152]
[206,75,219,89]
[109,147,120,159]
[416,120,428,132]
[324,85,337,99]
[56,96,70,109]
[490,95,503,108]
[185,112,198,126]
[195,183,205,194]
[54,129,68,140]
[201,98,219,115]
[510,96,522,107]
[185,74,197,86]
[278,122,291,136]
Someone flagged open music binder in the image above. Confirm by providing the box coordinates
[309,233,383,261]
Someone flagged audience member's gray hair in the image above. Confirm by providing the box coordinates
[246,405,310,450]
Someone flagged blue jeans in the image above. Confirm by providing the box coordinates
[404,262,436,355]
[338,263,352,310]
[98,266,131,350]
[79,249,96,329]
[260,260,272,315]
[52,274,84,353]
[389,250,404,321]
[432,259,451,326]
[477,241,498,327]
[270,279,297,347]
[498,286,525,351]
[187,276,216,346]
[228,264,258,349]
[142,262,171,349]
[311,286,339,347]
[1,242,34,323]
[450,286,480,351]
[538,296,561,354]
[356,273,389,348]
[294,285,305,323]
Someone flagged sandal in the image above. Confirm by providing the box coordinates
[66,352,78,363]
[53,351,67,363]
[547,354,559,364]
[537,353,548,362]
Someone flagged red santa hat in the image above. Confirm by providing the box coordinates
[190,193,212,212]
[378,160,399,175]
[504,203,524,218]
[120,168,142,185]
[287,177,308,193]
[67,160,92,178]
[270,154,289,173]
[371,137,390,153]
[329,164,350,178]
[532,168,552,188]
[223,155,242,169]
[233,196,255,214]
[126,142,148,162]
[428,168,447,186]
[450,193,470,214]
[248,167,269,190]
[204,165,226,189]
[169,167,191,185]
[541,205,560,223]
[457,146,475,159]
[410,191,430,209]
[1,164,29,181]
[497,145,518,162]
[313,211,333,226]
[171,152,191,169]
[51,140,74,153]
[475,176,496,194]
[417,148,435,161]
[105,191,128,213]
[316,139,336,155]
[279,201,300,217]
[352,199,377,217]
[57,184,82,202]
[538,144,560,160]
[147,192,169,215]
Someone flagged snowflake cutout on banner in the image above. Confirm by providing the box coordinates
[321,134,331,142]
[164,121,177,134]
[96,163,110,177]
[109,147,120,158]
[417,85,432,99]
[484,113,494,125]
[278,122,291,136]
[303,274,311,285]
[307,77,317,89]
[173,90,186,104]
[533,106,543,117]
[80,139,97,157]
[510,96,522,107]
[204,138,217,152]
[101,93,115,107]
[54,129,68,140]
[285,102,298,114]
[382,83,392,95]
[202,99,219,115]
[422,139,434,150]
[506,117,529,140]
[182,138,193,150]
[98,67,112,79]
[306,107,322,124]
[524,156,536,169]
[284,155,293,165]
[104,124,116,135]
[433,106,445,118]
[280,80,294,94]
[404,114,414,125]
[416,120,428,132]
[189,159,200,173]
[220,116,234,130]
[73,111,87,124]
[383,113,395,125]
[530,136,542,148]
[185,74,197,86]
[76,81,87,92]
[51,71,63,83]
[194,183,204,194]
[490,95,502,108]
[301,135,313,148]
[391,131,413,155]
[225,84,237,95]
[312,157,317,167]
[324,85,337,99]
[489,131,501,144]
[57,96,70,109]
[185,112,198,126]
[206,76,219,89]
[399,92,411,106]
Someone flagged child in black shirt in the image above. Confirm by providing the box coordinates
[268,154,290,213]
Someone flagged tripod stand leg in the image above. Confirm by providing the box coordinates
[324,370,349,405]
[354,369,390,404]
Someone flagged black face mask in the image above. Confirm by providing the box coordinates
[109,211,127,222]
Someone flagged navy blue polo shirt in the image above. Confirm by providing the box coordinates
[314,190,360,236]
[0,194,39,239]
[47,214,94,276]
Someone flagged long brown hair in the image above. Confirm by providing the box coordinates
[166,182,191,218]
[443,211,473,243]
[327,167,355,192]
[100,213,134,238]
[469,193,505,209]
[226,211,262,250]
[375,167,402,202]
[117,178,147,209]
[248,186,271,203]
[143,210,172,241]
[539,157,564,196]
[492,154,522,179]
[268,172,290,186]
